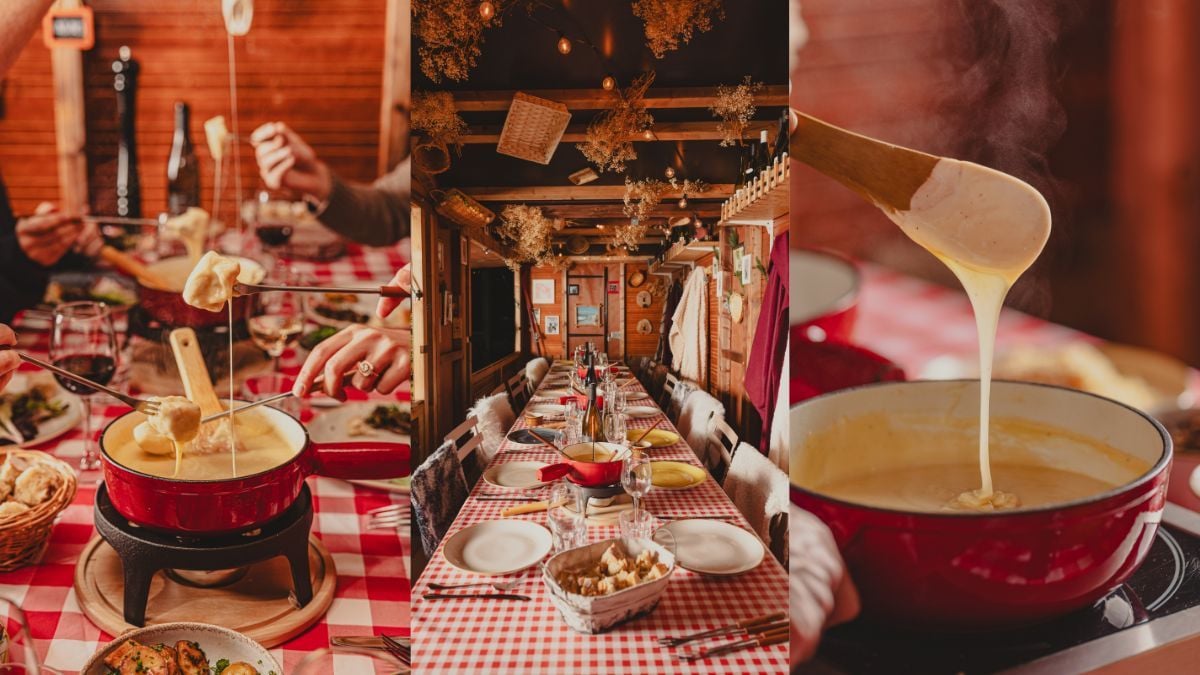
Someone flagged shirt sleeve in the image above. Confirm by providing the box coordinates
[317,158,411,247]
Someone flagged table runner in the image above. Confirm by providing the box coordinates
[0,243,410,674]
[411,364,789,674]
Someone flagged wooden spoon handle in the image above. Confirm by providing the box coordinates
[792,113,939,212]
[169,328,225,417]
[99,245,172,289]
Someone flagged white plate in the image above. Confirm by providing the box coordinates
[539,388,572,398]
[442,520,552,576]
[623,406,660,419]
[82,622,280,675]
[1,373,83,449]
[654,520,764,576]
[483,461,549,490]
[526,404,565,419]
[624,391,651,401]
[309,401,411,445]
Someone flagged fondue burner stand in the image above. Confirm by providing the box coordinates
[94,483,315,627]
[808,504,1200,675]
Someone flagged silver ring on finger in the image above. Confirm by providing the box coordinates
[356,360,376,378]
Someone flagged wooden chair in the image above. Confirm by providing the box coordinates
[444,415,486,487]
[658,373,680,412]
[639,359,658,388]
[489,381,507,397]
[410,438,470,561]
[710,415,740,485]
[506,371,529,410]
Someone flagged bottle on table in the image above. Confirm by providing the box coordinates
[167,101,201,216]
[581,356,603,444]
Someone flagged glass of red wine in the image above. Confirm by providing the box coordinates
[49,301,117,472]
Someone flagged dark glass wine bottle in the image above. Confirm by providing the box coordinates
[772,110,790,164]
[113,46,142,220]
[167,101,201,216]
[755,128,770,175]
[584,352,599,388]
[581,379,602,443]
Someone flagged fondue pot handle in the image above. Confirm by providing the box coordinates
[536,463,573,483]
[310,441,411,480]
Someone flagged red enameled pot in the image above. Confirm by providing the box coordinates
[138,255,263,328]
[791,380,1171,630]
[100,403,410,535]
[537,441,627,486]
[791,248,859,345]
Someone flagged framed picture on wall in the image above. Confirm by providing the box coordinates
[545,315,560,335]
[576,305,601,327]
[741,253,753,285]
[532,278,555,304]
[567,283,580,296]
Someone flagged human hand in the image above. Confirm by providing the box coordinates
[376,264,412,319]
[790,505,860,666]
[16,203,84,267]
[0,324,18,393]
[250,121,333,201]
[292,324,410,400]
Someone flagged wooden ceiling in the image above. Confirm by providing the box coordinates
[415,0,789,256]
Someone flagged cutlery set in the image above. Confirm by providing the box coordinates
[330,634,410,667]
[366,503,410,530]
[659,612,789,661]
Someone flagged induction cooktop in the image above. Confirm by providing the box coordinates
[802,503,1200,675]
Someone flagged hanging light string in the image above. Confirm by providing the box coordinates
[477,0,615,87]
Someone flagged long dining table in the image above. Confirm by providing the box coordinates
[411,361,789,674]
[0,242,410,674]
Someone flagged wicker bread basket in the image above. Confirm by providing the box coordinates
[0,449,77,572]
[497,92,572,164]
[542,537,675,634]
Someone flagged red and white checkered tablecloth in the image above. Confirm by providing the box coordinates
[1,242,411,674]
[411,366,789,674]
[852,264,1087,375]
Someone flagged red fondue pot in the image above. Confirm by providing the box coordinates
[100,403,410,535]
[791,380,1171,630]
[537,441,628,487]
[139,255,263,328]
[791,248,859,344]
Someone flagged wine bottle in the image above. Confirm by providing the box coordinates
[113,46,142,219]
[742,139,756,183]
[167,101,201,216]
[581,380,603,442]
[755,128,770,176]
[734,143,748,190]
[584,352,599,388]
[772,110,789,164]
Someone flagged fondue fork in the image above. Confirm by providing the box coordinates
[427,577,532,592]
[198,371,351,424]
[678,624,790,661]
[233,281,409,299]
[0,346,161,416]
[659,612,787,647]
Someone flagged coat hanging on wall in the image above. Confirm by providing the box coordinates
[668,266,709,382]
[745,231,790,453]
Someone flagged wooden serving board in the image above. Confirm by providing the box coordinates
[73,536,337,648]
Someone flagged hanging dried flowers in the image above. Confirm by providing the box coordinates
[494,204,556,269]
[577,71,656,174]
[710,76,763,147]
[412,91,468,148]
[632,0,724,59]
[414,0,502,83]
[623,176,710,223]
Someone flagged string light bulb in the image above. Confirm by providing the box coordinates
[601,74,616,90]
[664,166,675,179]
[478,1,495,20]
[557,34,572,55]
[678,194,688,209]
[642,128,654,140]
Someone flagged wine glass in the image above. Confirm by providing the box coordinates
[247,268,308,372]
[561,399,581,446]
[547,479,587,552]
[251,191,296,252]
[0,596,59,673]
[50,301,117,472]
[603,411,628,446]
[622,451,653,521]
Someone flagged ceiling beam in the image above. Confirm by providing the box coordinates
[540,203,722,219]
[462,184,734,202]
[450,85,789,112]
[460,120,774,144]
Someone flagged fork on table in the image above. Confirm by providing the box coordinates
[367,503,411,529]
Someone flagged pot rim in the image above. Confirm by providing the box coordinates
[790,378,1173,519]
[792,247,861,326]
[99,400,311,486]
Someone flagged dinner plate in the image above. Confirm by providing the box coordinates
[483,461,549,489]
[650,461,707,489]
[539,388,572,398]
[623,406,660,419]
[309,402,411,445]
[626,429,680,448]
[442,520,552,576]
[0,373,83,449]
[616,378,637,387]
[624,391,651,401]
[654,520,764,576]
[526,404,565,419]
[507,428,561,445]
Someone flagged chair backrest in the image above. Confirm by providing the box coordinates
[658,373,680,411]
[711,415,739,484]
[410,439,469,557]
[525,357,550,390]
[639,359,658,388]
[506,372,529,410]
[489,381,507,397]
[444,415,484,464]
[679,390,725,462]
[666,379,698,422]
[722,441,789,565]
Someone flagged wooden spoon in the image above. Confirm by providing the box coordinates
[99,245,172,289]
[169,327,224,420]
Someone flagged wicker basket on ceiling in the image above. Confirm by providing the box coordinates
[433,189,496,229]
[497,92,572,165]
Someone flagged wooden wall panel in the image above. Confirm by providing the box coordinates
[624,263,664,357]
[530,265,564,358]
[0,1,387,219]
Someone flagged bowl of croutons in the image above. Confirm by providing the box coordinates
[0,449,76,572]
[542,537,675,634]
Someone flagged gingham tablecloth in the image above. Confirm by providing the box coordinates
[852,264,1087,375]
[411,365,789,674]
[0,242,410,674]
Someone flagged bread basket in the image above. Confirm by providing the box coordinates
[542,537,675,634]
[0,449,77,572]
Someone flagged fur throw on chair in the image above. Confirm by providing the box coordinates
[525,357,550,390]
[723,441,789,555]
[467,392,515,464]
[677,390,725,471]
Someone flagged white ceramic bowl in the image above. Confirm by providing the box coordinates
[82,623,280,675]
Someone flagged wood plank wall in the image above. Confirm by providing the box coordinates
[529,265,564,358]
[624,263,665,357]
[0,0,387,217]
